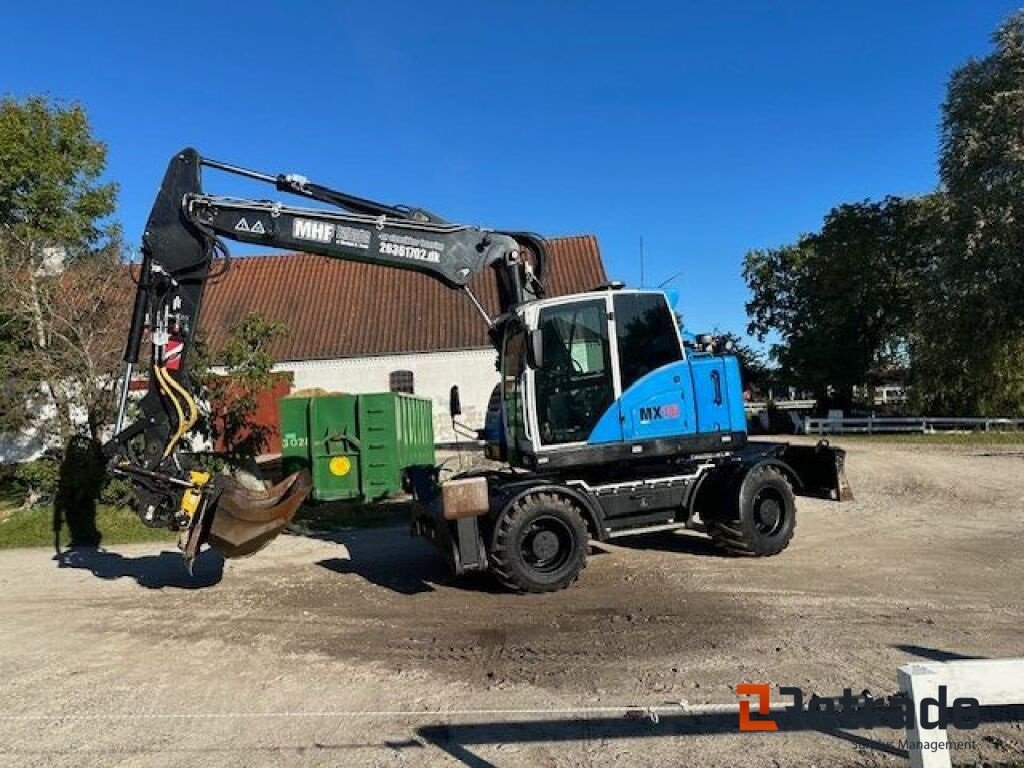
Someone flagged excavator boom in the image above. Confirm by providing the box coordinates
[105,148,546,566]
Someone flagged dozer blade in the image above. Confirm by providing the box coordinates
[779,442,854,502]
[206,470,312,558]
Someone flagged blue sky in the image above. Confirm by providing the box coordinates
[4,1,1019,339]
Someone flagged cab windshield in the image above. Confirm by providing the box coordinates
[534,299,615,445]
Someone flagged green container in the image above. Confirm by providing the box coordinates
[280,391,435,502]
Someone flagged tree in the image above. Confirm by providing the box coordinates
[2,246,132,441]
[714,331,772,395]
[192,313,288,460]
[910,11,1024,415]
[0,96,119,442]
[744,196,933,409]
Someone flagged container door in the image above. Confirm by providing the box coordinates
[357,393,401,500]
[310,394,361,501]
[279,395,311,478]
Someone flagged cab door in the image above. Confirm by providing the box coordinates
[532,297,617,446]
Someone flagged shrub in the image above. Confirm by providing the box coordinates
[12,454,61,507]
[99,475,136,508]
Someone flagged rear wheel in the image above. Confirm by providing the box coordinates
[490,492,588,593]
[705,465,796,556]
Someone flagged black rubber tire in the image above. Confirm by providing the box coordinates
[705,465,796,556]
[490,492,589,593]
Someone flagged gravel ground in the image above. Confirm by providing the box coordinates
[0,438,1022,767]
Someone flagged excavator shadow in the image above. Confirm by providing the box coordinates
[55,546,224,590]
[300,526,504,596]
[611,528,725,557]
[414,703,1024,768]
[413,711,908,768]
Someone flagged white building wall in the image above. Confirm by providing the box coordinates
[273,347,499,443]
[0,426,52,464]
[0,390,90,464]
[1,349,498,462]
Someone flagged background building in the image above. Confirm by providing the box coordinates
[200,235,607,446]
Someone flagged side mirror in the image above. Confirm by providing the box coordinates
[449,385,462,417]
[526,329,545,369]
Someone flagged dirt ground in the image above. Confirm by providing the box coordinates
[0,438,1022,767]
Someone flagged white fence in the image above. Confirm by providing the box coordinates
[744,399,817,414]
[804,416,1024,435]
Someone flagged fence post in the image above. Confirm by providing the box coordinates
[898,658,1024,768]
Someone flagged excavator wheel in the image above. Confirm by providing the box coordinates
[205,470,312,558]
[704,465,796,556]
[490,491,589,593]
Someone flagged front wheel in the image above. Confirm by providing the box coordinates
[705,465,796,556]
[490,492,589,593]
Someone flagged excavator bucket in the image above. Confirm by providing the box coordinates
[206,470,313,558]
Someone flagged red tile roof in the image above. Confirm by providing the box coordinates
[200,235,606,362]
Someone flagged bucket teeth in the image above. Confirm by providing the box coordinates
[205,470,312,558]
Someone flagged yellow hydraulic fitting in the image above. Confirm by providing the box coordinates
[178,470,212,525]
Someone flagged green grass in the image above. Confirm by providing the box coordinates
[0,499,176,550]
[825,431,1024,445]
[0,482,410,550]
[0,485,20,513]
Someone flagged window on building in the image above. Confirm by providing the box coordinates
[389,370,414,394]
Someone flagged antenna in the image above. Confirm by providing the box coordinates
[658,269,685,288]
[640,235,645,287]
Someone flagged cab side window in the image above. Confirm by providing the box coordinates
[614,293,683,391]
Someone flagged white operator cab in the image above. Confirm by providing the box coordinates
[499,286,688,466]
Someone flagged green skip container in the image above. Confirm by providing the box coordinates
[279,392,435,502]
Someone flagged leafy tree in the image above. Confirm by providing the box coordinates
[744,196,933,409]
[910,11,1024,415]
[191,313,288,460]
[714,331,772,395]
[0,96,119,442]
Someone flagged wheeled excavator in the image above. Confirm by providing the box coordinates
[104,149,851,593]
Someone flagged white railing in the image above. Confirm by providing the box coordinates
[804,416,1024,435]
[744,399,817,414]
